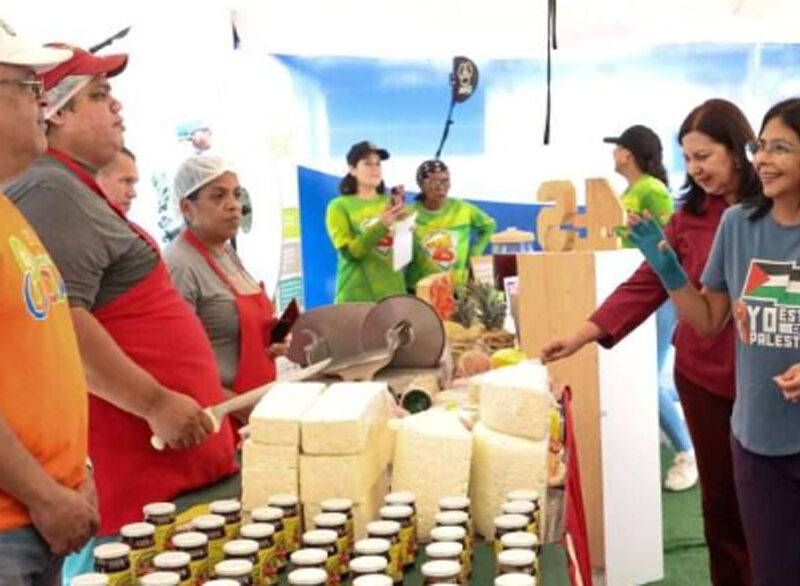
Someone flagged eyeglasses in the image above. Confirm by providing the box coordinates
[426,178,450,187]
[0,78,45,100]
[746,139,800,160]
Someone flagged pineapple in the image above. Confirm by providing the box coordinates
[469,282,516,352]
[469,282,506,331]
[452,286,477,328]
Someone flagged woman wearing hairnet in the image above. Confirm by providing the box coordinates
[165,156,285,425]
[405,159,496,290]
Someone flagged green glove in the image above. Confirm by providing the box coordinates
[628,219,687,291]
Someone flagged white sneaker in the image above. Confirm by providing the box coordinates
[664,451,699,492]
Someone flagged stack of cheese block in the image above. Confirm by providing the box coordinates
[300,382,393,539]
[242,382,327,511]
[471,360,551,539]
[391,408,473,540]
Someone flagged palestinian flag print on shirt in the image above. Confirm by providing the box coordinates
[737,260,800,348]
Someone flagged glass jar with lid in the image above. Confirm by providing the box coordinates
[379,505,415,568]
[365,521,402,585]
[143,502,176,552]
[493,515,529,557]
[421,560,461,585]
[240,523,278,585]
[313,512,349,579]
[172,531,210,586]
[153,551,192,586]
[210,500,242,541]
[120,522,156,576]
[93,542,132,586]
[302,529,339,584]
[252,506,286,570]
[192,514,228,568]
[496,549,537,577]
[267,495,300,554]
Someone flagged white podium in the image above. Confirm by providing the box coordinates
[518,249,664,586]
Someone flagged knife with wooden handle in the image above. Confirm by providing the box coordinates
[151,358,331,450]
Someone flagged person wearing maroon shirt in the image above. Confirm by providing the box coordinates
[542,99,758,586]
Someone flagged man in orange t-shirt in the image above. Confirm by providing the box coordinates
[0,20,98,586]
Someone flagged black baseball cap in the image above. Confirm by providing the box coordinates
[346,141,390,166]
[603,125,662,161]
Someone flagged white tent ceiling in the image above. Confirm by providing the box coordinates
[5,0,800,63]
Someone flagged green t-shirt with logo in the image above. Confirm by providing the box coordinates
[618,174,674,248]
[406,198,497,290]
[326,194,407,303]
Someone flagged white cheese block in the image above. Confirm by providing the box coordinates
[299,423,393,503]
[242,440,298,471]
[241,466,298,511]
[479,361,551,441]
[391,409,473,540]
[303,472,390,540]
[249,382,327,446]
[301,382,390,455]
[470,422,548,539]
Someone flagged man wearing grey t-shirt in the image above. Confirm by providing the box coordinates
[6,43,237,565]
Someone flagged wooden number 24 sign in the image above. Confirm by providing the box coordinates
[536,178,625,252]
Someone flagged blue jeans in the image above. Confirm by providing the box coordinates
[657,301,693,453]
[0,526,62,586]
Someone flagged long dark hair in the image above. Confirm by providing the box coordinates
[632,152,668,187]
[338,174,386,195]
[677,99,759,216]
[744,98,800,221]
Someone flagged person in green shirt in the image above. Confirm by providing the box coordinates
[406,159,496,290]
[326,141,407,303]
[604,124,698,491]
[604,125,674,246]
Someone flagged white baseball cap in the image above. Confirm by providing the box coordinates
[0,18,72,72]
[174,156,237,200]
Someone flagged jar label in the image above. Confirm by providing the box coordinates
[324,552,340,586]
[224,520,242,542]
[345,518,355,553]
[152,522,175,552]
[283,515,300,553]
[335,534,350,576]
[208,536,226,568]
[398,525,414,567]
[273,528,287,569]
[188,555,209,586]
[460,547,471,581]
[386,541,403,583]
[129,546,156,577]
[257,543,279,585]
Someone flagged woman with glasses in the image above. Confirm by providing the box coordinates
[630,97,800,585]
[405,159,496,291]
[165,156,285,426]
[543,99,756,586]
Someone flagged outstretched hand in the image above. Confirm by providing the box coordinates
[627,213,688,291]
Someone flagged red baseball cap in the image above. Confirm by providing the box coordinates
[41,43,127,91]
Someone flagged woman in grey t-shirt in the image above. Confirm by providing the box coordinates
[165,156,288,426]
[628,98,800,585]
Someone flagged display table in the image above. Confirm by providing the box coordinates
[175,473,571,585]
[518,250,664,585]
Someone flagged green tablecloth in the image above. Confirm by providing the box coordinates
[175,473,571,586]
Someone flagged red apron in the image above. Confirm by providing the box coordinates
[183,228,277,392]
[47,149,238,535]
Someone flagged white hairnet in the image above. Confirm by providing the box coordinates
[174,155,237,200]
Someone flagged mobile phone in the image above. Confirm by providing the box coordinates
[270,298,300,343]
[390,185,405,207]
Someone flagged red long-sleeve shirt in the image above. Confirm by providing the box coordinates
[590,195,735,399]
